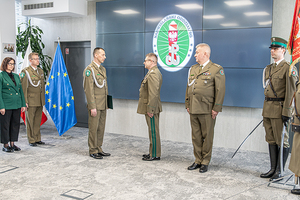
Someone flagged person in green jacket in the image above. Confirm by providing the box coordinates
[0,57,26,152]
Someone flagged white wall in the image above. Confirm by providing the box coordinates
[0,0,16,63]
[30,0,296,153]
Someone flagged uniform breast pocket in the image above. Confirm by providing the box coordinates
[273,75,284,88]
[200,76,212,84]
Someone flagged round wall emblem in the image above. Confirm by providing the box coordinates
[153,14,194,72]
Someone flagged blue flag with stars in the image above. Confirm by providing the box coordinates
[45,43,77,135]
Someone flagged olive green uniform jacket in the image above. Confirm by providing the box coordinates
[20,66,45,107]
[0,72,26,109]
[289,82,300,176]
[262,60,297,118]
[137,66,162,114]
[83,62,108,111]
[185,61,225,113]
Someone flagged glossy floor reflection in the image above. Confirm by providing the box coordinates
[0,124,298,200]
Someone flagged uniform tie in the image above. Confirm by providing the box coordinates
[199,65,203,73]
[274,63,277,68]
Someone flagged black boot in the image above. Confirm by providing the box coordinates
[260,144,278,178]
[269,147,289,181]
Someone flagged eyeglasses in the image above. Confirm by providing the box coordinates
[31,58,40,61]
[8,63,15,66]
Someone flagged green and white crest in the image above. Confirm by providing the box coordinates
[20,72,25,78]
[86,70,91,77]
[153,14,194,72]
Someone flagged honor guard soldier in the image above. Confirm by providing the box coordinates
[20,53,45,147]
[290,81,300,195]
[137,53,163,161]
[185,43,226,173]
[83,47,110,159]
[261,37,298,181]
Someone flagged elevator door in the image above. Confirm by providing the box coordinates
[61,41,91,127]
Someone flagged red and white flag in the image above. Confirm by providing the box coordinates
[288,0,300,72]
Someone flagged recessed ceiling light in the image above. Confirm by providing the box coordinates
[244,12,269,16]
[113,9,139,15]
[203,15,224,19]
[175,4,202,9]
[224,1,253,7]
[220,23,238,26]
[145,17,163,22]
[257,21,272,25]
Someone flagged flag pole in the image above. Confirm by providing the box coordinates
[57,37,60,45]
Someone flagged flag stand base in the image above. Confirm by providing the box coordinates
[267,173,296,190]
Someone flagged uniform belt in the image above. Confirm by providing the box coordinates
[265,97,285,101]
[292,123,300,132]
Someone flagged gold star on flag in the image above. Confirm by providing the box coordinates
[47,82,50,86]
[66,103,70,107]
[57,72,60,76]
[51,75,54,79]
[45,90,49,95]
[72,96,74,100]
[48,99,51,102]
[53,104,57,108]
[60,106,63,110]
[64,72,67,77]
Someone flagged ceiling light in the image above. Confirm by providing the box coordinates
[224,1,253,7]
[220,23,238,26]
[244,12,269,16]
[175,4,202,9]
[145,17,163,22]
[113,9,139,15]
[203,15,224,19]
[257,21,272,25]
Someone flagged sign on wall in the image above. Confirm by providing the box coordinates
[153,14,194,72]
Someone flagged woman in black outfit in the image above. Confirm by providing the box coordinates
[0,57,26,152]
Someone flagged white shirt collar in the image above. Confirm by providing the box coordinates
[275,58,284,65]
[93,61,100,68]
[30,65,37,71]
[201,60,210,69]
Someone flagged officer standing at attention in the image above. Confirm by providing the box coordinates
[137,53,162,161]
[289,81,300,195]
[260,37,297,181]
[20,52,45,147]
[185,43,225,173]
[83,47,110,159]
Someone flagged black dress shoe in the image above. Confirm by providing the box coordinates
[90,154,103,159]
[142,156,160,161]
[2,146,13,152]
[98,151,111,156]
[143,154,150,158]
[291,189,300,195]
[11,145,21,151]
[29,143,37,147]
[187,162,201,170]
[36,141,45,145]
[199,165,208,173]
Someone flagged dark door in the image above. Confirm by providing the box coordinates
[60,41,91,127]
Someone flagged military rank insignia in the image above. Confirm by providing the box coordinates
[86,70,91,77]
[20,72,25,78]
[220,69,224,75]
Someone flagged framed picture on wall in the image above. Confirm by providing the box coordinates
[2,43,15,53]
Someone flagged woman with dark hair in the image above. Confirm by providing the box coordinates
[0,57,26,152]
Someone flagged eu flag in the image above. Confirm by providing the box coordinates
[45,43,77,135]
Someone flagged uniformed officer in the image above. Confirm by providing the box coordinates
[185,43,226,173]
[290,81,300,195]
[20,52,45,147]
[83,47,110,159]
[260,37,297,181]
[137,53,162,161]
